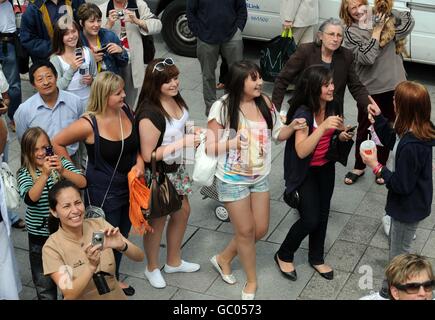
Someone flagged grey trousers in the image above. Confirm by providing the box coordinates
[197,29,244,115]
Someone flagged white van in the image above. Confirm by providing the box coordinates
[150,0,435,65]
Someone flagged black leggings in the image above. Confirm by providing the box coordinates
[278,161,335,265]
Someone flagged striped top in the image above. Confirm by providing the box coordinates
[17,158,83,237]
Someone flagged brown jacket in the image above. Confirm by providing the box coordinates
[272,42,370,113]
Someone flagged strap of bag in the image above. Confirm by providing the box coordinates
[151,151,157,180]
[281,28,293,38]
[87,112,125,208]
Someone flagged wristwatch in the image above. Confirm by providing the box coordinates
[118,242,128,253]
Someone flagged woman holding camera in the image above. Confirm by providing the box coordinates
[17,127,86,300]
[78,3,129,76]
[42,180,144,300]
[99,0,162,109]
[50,19,97,107]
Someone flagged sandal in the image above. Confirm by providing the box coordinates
[344,171,365,185]
[375,177,385,185]
[216,82,225,90]
[12,218,26,229]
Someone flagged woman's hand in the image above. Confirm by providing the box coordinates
[48,155,64,175]
[339,126,355,142]
[102,227,125,251]
[84,243,102,272]
[282,20,293,30]
[289,118,307,131]
[106,9,118,28]
[372,13,388,38]
[70,56,83,72]
[81,74,93,86]
[91,48,104,63]
[367,96,381,124]
[41,157,54,177]
[320,115,343,131]
[184,132,201,148]
[106,43,123,55]
[359,144,379,169]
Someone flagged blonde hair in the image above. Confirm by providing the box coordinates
[20,127,51,181]
[386,254,434,289]
[86,71,124,116]
[339,0,369,27]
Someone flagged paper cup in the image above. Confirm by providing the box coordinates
[360,140,376,155]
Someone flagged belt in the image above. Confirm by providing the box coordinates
[0,36,14,42]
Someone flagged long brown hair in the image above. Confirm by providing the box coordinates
[52,19,83,55]
[394,81,435,141]
[339,0,369,27]
[136,58,187,121]
[20,127,51,181]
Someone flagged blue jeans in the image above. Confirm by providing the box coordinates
[0,41,22,120]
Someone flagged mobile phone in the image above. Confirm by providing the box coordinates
[92,231,105,248]
[74,48,82,58]
[347,125,357,133]
[45,145,54,157]
[96,45,109,54]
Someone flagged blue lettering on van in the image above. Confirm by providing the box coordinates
[250,16,269,23]
[246,2,260,10]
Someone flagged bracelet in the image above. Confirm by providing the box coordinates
[118,242,128,253]
[373,163,383,176]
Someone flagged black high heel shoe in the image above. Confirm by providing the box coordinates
[310,263,334,280]
[274,253,297,281]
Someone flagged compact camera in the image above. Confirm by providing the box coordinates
[117,10,124,18]
[92,231,105,248]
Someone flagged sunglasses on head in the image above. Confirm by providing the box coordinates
[395,280,435,294]
[152,58,175,73]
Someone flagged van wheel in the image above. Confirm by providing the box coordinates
[215,205,230,222]
[161,0,197,57]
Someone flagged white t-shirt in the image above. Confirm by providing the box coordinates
[161,108,189,164]
[0,2,16,34]
[207,95,283,185]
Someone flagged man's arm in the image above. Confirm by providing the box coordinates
[0,117,7,155]
[186,0,200,37]
[235,0,248,31]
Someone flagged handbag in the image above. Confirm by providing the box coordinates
[85,113,124,219]
[192,132,217,187]
[1,162,20,210]
[325,130,354,167]
[260,29,297,82]
[142,151,182,220]
[283,189,299,209]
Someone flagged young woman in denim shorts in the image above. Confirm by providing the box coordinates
[206,61,306,299]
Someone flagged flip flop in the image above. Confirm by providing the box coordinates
[344,171,365,185]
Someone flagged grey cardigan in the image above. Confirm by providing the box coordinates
[49,47,97,90]
[342,9,414,95]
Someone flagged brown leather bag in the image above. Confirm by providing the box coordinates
[142,151,182,220]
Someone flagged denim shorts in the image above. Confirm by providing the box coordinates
[216,177,269,202]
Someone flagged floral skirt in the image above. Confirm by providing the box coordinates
[145,164,193,196]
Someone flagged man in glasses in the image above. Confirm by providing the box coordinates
[187,0,247,116]
[361,253,434,300]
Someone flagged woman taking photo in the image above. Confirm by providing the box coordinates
[340,0,415,185]
[17,127,86,300]
[43,180,144,300]
[50,19,97,107]
[136,58,201,290]
[77,3,129,76]
[52,71,143,296]
[276,65,354,282]
[206,60,306,300]
[99,0,162,108]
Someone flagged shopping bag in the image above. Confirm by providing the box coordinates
[260,29,297,82]
[192,132,217,187]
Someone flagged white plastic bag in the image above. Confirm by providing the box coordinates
[192,132,217,187]
[0,162,20,210]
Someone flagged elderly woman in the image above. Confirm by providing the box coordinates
[339,0,415,185]
[99,0,162,109]
[272,17,370,119]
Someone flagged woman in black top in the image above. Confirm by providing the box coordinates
[52,71,144,296]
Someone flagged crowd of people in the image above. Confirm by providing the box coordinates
[0,0,434,301]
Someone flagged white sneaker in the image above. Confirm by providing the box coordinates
[164,260,200,273]
[382,215,391,236]
[144,267,166,289]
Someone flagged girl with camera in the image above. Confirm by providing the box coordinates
[42,180,144,300]
[17,127,86,300]
[49,19,97,108]
[77,3,129,76]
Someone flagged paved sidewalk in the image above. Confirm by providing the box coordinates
[9,35,435,300]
